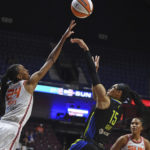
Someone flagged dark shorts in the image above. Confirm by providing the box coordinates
[68,139,88,150]
[68,139,104,150]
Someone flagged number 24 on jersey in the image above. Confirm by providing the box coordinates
[6,87,21,105]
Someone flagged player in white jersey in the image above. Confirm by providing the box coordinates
[111,117,150,150]
[0,20,76,150]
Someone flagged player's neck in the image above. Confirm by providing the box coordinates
[131,134,141,142]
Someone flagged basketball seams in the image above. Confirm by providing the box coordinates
[71,6,88,18]
[72,0,89,15]
[71,0,93,18]
[77,0,91,14]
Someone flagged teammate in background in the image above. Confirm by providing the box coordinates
[68,38,142,150]
[0,20,76,150]
[111,117,150,150]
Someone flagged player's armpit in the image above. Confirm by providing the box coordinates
[93,84,110,109]
[24,61,54,94]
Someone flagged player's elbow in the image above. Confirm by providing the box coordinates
[36,70,45,81]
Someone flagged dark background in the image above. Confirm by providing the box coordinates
[0,1,150,149]
[0,0,150,50]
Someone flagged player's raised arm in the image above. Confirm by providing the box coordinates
[91,56,99,101]
[70,38,110,109]
[25,20,76,94]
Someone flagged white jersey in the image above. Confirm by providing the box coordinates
[1,80,33,126]
[121,134,145,150]
[0,80,33,150]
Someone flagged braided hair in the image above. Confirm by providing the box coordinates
[117,83,132,102]
[129,90,150,129]
[117,83,150,129]
[0,64,20,116]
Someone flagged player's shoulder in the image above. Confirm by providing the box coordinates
[118,134,129,144]
[110,98,122,105]
[9,80,23,87]
[143,137,150,149]
[121,134,129,139]
[143,137,150,145]
[110,98,122,111]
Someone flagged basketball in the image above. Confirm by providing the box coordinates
[71,0,93,19]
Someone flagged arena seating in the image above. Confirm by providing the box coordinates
[0,29,149,97]
[20,120,62,150]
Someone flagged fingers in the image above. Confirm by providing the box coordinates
[70,38,75,43]
[69,31,75,36]
[97,56,100,62]
[70,38,81,43]
[66,20,76,38]
[70,38,89,51]
[70,22,76,30]
[95,55,97,61]
[92,56,94,62]
[70,20,75,26]
[69,20,76,30]
[95,55,100,62]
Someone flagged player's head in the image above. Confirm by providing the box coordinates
[3,64,29,83]
[0,64,29,115]
[16,65,30,81]
[130,117,143,135]
[107,83,131,102]
[0,64,29,99]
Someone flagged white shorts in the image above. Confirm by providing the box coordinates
[0,120,21,150]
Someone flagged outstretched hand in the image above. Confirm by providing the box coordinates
[70,38,89,51]
[63,20,76,39]
[92,55,100,72]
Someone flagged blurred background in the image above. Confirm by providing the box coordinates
[0,0,150,149]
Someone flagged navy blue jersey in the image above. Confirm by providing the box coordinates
[83,98,122,145]
[69,98,122,150]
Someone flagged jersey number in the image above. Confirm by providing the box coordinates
[109,110,119,126]
[128,146,144,150]
[6,87,21,106]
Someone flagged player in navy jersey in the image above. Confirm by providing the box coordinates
[68,38,142,150]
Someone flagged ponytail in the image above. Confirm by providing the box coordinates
[0,74,9,116]
[117,83,150,129]
[129,90,146,114]
[0,64,20,116]
[130,90,150,129]
[129,90,143,107]
[130,90,145,111]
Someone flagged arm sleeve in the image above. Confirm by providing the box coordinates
[84,51,100,86]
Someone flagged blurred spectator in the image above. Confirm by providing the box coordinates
[28,131,35,144]
[22,131,29,146]
[36,123,44,135]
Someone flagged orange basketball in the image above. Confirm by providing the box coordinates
[71,0,93,19]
